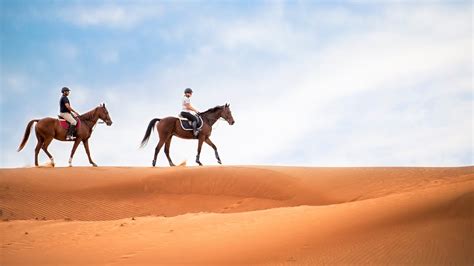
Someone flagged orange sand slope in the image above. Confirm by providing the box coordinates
[1,166,473,265]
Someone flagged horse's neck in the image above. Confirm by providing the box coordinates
[202,111,221,126]
[79,109,99,129]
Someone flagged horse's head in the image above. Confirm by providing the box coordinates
[221,103,235,125]
[98,103,113,126]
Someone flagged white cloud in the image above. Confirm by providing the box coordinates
[54,41,79,60]
[2,73,30,93]
[81,3,471,167]
[302,73,472,166]
[58,3,163,29]
[2,2,472,167]
[99,49,119,64]
[1,71,37,104]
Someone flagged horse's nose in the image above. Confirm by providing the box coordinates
[231,121,235,125]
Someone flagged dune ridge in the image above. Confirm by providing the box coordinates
[0,166,473,265]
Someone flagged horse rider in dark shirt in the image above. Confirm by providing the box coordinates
[59,87,80,140]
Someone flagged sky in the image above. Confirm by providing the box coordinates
[0,0,472,168]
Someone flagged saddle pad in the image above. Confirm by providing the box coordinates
[179,116,203,131]
[58,118,81,130]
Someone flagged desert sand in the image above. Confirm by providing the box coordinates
[0,166,473,265]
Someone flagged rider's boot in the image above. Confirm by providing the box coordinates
[67,125,76,140]
[192,121,199,137]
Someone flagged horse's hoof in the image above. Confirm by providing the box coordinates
[170,163,175,167]
[196,161,203,166]
[92,164,98,167]
[152,160,156,167]
[217,160,222,164]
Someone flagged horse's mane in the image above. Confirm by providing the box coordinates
[200,105,223,115]
[78,107,98,121]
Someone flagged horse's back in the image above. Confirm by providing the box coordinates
[37,117,59,125]
[35,117,60,133]
[159,116,179,123]
[158,117,177,126]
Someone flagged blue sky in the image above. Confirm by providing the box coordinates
[1,0,472,167]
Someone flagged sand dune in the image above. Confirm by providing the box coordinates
[1,166,473,265]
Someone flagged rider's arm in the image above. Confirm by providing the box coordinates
[184,103,199,113]
[65,103,79,116]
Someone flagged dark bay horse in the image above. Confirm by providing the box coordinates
[140,104,235,166]
[18,104,113,167]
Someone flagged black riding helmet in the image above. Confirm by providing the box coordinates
[184,88,193,94]
[61,87,70,93]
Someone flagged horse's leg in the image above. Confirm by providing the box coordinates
[205,138,221,164]
[195,136,205,166]
[152,139,166,167]
[41,137,55,167]
[68,139,81,167]
[34,137,43,167]
[82,139,97,167]
[164,136,175,167]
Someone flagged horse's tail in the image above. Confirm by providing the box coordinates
[140,118,161,148]
[17,119,39,152]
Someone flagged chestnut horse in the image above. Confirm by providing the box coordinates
[140,104,235,166]
[18,104,113,167]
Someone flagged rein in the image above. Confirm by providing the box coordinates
[198,106,227,127]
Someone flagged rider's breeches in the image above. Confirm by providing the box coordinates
[180,112,197,124]
[60,112,77,126]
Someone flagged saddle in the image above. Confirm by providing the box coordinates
[178,115,203,131]
[57,115,81,130]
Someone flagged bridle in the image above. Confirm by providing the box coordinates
[94,107,110,127]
